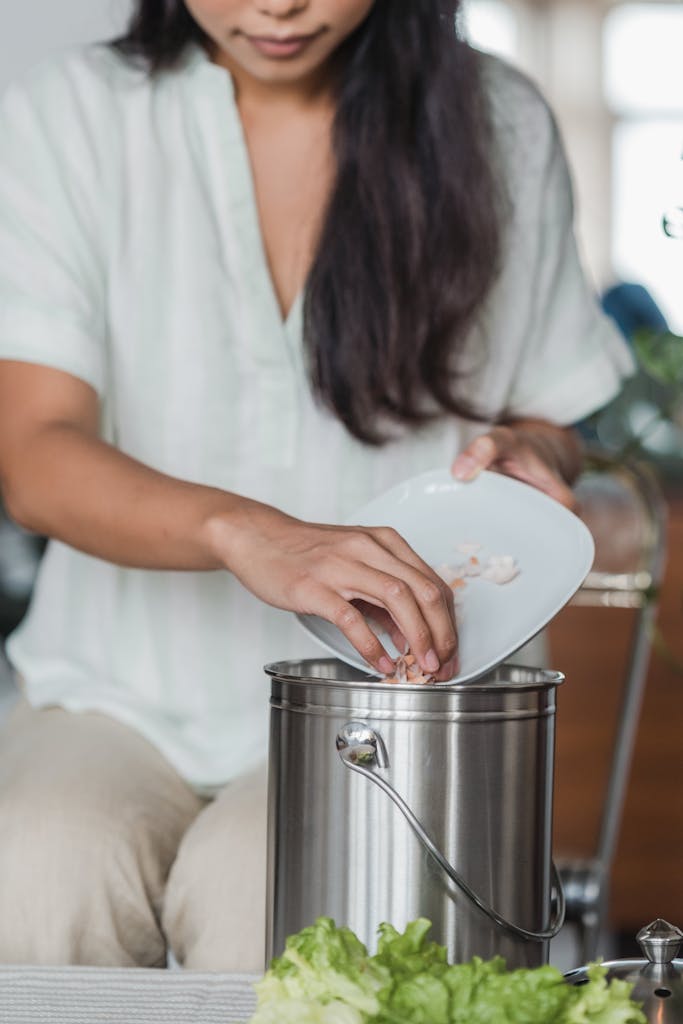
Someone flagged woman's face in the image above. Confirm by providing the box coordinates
[184,0,375,90]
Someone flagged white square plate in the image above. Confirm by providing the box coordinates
[297,468,594,683]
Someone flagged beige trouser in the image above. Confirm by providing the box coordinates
[0,700,268,970]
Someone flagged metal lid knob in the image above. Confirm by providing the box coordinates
[637,919,683,965]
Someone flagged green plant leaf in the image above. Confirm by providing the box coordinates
[249,919,647,1024]
[633,329,683,387]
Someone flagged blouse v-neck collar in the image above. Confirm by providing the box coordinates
[181,42,305,466]
[184,43,305,343]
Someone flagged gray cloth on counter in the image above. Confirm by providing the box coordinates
[0,966,259,1023]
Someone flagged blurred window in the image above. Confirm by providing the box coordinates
[604,4,683,115]
[605,4,683,333]
[461,0,519,63]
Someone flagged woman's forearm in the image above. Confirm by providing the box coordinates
[3,422,247,571]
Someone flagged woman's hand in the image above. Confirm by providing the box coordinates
[0,363,459,680]
[206,502,459,682]
[451,419,583,510]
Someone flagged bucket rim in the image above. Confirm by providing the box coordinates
[264,658,564,693]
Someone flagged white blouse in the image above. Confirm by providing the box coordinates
[0,43,633,790]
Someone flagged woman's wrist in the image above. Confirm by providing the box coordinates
[200,497,250,573]
[200,494,293,575]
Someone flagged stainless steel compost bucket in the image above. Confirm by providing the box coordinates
[265,658,565,969]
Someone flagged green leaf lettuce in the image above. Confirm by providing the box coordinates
[247,918,647,1024]
[251,917,388,1024]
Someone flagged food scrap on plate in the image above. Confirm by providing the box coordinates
[436,542,520,593]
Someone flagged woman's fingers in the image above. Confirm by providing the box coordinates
[451,427,578,511]
[223,504,459,679]
[451,429,511,480]
[366,530,459,674]
[350,598,458,682]
[307,577,456,679]
[496,455,577,510]
[353,526,458,636]
[352,599,407,654]
[369,525,458,601]
[295,546,458,677]
[306,584,397,676]
[334,559,458,676]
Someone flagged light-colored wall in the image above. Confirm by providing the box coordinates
[505,0,616,292]
[1,0,132,92]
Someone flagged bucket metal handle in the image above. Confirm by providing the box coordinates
[336,721,566,943]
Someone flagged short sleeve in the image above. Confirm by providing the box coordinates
[0,68,105,391]
[502,94,635,424]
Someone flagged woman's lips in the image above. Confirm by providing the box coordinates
[244,31,323,59]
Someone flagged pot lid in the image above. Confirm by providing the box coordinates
[566,919,683,1023]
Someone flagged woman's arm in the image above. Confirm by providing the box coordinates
[451,418,583,510]
[0,362,243,570]
[0,361,459,680]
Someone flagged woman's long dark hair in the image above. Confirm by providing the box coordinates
[114,2,505,444]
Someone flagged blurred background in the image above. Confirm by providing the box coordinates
[1,0,682,969]
[460,0,683,960]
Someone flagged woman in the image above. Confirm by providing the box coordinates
[0,0,632,969]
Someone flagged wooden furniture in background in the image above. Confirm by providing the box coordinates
[549,485,683,944]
